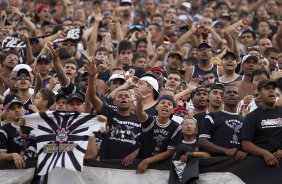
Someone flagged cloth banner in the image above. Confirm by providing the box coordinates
[24,111,104,175]
[0,157,282,184]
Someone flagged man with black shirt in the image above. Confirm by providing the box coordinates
[0,94,36,169]
[194,83,224,129]
[190,87,209,115]
[242,79,282,167]
[86,60,141,162]
[135,94,181,173]
[199,85,246,160]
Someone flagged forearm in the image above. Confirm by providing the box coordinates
[109,82,130,100]
[174,86,194,101]
[88,74,104,113]
[87,22,99,56]
[0,152,14,161]
[231,39,241,63]
[114,22,124,42]
[146,149,173,164]
[199,138,227,155]
[276,26,282,52]
[22,17,37,35]
[33,76,42,98]
[25,41,33,66]
[192,151,211,158]
[155,29,166,48]
[242,140,269,157]
[84,136,98,160]
[53,58,69,86]
[175,30,193,50]
[136,101,147,122]
[146,38,154,58]
[210,30,222,50]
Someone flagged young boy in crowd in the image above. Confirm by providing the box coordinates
[169,118,210,184]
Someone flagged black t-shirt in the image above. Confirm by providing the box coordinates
[123,66,146,79]
[23,96,34,115]
[97,70,111,83]
[137,116,182,159]
[241,106,282,152]
[0,123,36,160]
[193,111,208,131]
[99,105,141,159]
[144,103,157,116]
[199,110,244,156]
[60,80,81,96]
[172,139,199,161]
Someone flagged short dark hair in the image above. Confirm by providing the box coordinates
[118,40,133,54]
[64,59,78,71]
[168,70,183,81]
[39,89,56,108]
[241,29,256,40]
[251,69,270,83]
[132,52,146,64]
[136,37,147,49]
[247,47,261,55]
[95,47,109,56]
[264,47,279,58]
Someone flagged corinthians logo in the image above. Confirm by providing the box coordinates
[56,128,69,143]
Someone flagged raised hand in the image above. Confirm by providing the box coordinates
[93,8,104,23]
[84,58,98,76]
[19,33,29,43]
[46,42,58,61]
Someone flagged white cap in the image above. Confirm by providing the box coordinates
[241,55,258,65]
[139,76,159,93]
[12,64,32,72]
[109,74,125,82]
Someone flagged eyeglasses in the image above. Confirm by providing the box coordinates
[16,76,31,81]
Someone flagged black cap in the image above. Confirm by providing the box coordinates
[208,82,225,92]
[17,68,30,77]
[56,93,67,102]
[197,42,212,49]
[167,51,183,62]
[4,93,23,109]
[222,52,236,60]
[37,54,51,63]
[191,87,208,98]
[157,95,176,108]
[67,93,84,103]
[257,79,278,91]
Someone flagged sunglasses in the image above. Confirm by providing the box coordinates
[16,76,31,81]
[165,19,176,24]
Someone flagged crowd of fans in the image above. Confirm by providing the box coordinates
[0,0,282,180]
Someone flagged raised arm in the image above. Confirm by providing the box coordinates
[84,59,104,114]
[175,23,196,51]
[111,9,124,42]
[11,7,37,35]
[135,92,148,122]
[19,33,33,66]
[174,78,198,102]
[47,42,69,87]
[276,23,282,52]
[155,18,175,48]
[86,8,103,57]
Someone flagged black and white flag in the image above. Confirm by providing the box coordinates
[2,27,83,49]
[25,111,104,175]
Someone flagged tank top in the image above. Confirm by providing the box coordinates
[191,64,219,81]
[216,75,243,86]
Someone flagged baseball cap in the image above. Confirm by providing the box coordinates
[197,42,212,49]
[208,82,225,92]
[149,67,167,78]
[109,74,126,82]
[222,51,236,60]
[220,13,231,21]
[212,20,225,27]
[67,93,84,103]
[12,64,32,72]
[37,55,51,63]
[17,68,30,77]
[120,0,132,6]
[4,93,23,109]
[36,4,49,14]
[257,79,278,91]
[173,106,188,114]
[191,87,208,98]
[139,76,159,93]
[157,95,176,108]
[241,55,258,65]
[56,93,67,102]
[168,51,183,62]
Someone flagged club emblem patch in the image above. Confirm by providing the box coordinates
[56,128,69,143]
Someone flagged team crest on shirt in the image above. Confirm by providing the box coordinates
[225,119,242,145]
[56,128,69,143]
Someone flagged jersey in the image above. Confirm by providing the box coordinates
[191,64,219,82]
[241,106,282,152]
[137,116,182,159]
[216,75,243,86]
[199,110,244,156]
[99,105,141,159]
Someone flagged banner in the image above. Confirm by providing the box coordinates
[2,27,83,49]
[0,157,282,184]
[25,111,105,175]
